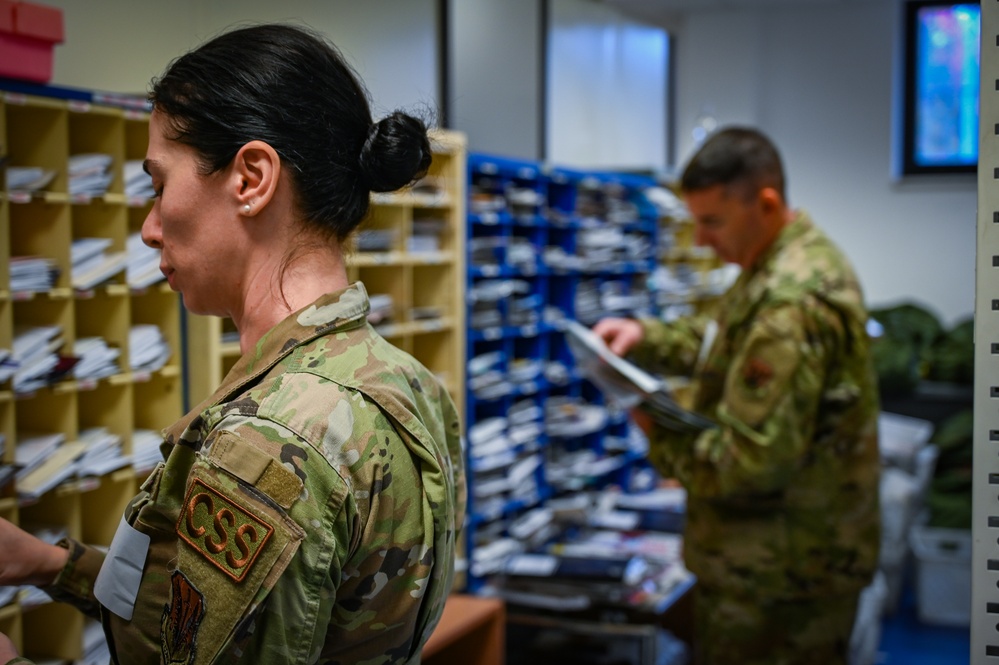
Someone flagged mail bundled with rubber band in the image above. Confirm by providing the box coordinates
[563,319,716,433]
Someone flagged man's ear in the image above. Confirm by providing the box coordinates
[758,186,783,214]
[232,140,280,216]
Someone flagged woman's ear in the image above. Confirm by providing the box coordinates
[233,140,280,216]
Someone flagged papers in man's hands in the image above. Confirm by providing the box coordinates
[564,319,715,433]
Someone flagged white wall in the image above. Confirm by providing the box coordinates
[547,0,669,170]
[671,1,975,326]
[448,0,543,159]
[43,0,438,119]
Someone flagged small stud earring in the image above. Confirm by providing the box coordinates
[244,203,251,214]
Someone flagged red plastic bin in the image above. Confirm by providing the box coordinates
[0,0,64,83]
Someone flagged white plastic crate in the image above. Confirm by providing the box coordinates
[878,412,934,474]
[909,526,971,627]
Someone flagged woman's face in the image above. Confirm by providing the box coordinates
[141,110,241,315]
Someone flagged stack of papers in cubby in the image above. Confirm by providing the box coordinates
[368,294,394,326]
[467,350,511,401]
[15,432,65,479]
[124,159,155,199]
[130,324,171,373]
[0,585,16,608]
[408,218,447,253]
[12,325,64,393]
[0,348,16,384]
[17,439,87,500]
[6,166,57,193]
[75,427,128,477]
[68,153,114,197]
[10,255,58,293]
[356,229,397,252]
[72,237,127,290]
[73,337,121,381]
[0,433,12,491]
[132,428,163,472]
[126,231,165,289]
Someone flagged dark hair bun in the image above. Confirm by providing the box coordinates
[359,111,433,193]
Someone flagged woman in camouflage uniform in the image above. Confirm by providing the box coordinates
[0,23,465,665]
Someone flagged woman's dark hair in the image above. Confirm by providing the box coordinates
[149,23,432,240]
[680,126,787,204]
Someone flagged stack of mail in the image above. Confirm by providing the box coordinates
[6,166,57,193]
[0,434,12,492]
[126,231,164,289]
[0,584,16,608]
[75,427,128,477]
[468,350,512,401]
[15,432,64,476]
[544,395,610,439]
[17,436,87,500]
[0,348,16,385]
[72,237,127,290]
[130,324,171,374]
[68,153,114,197]
[10,255,58,293]
[356,229,397,252]
[124,159,155,199]
[368,293,394,326]
[12,325,64,393]
[408,218,447,253]
[73,337,121,381]
[132,428,163,472]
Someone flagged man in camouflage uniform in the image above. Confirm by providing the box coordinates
[594,127,879,665]
[4,283,466,664]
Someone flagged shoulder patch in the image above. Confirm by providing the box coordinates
[161,570,205,665]
[742,357,775,390]
[177,478,275,582]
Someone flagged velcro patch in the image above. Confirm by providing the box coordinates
[177,479,274,582]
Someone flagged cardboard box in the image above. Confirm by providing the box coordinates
[0,0,64,83]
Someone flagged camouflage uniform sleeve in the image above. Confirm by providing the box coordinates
[664,301,830,498]
[631,314,712,377]
[42,538,105,618]
[198,414,348,665]
[442,392,467,545]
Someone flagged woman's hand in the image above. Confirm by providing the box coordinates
[0,631,19,663]
[0,517,68,588]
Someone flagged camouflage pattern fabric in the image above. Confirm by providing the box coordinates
[41,282,466,665]
[630,212,880,659]
[694,585,858,665]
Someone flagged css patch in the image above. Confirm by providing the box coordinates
[177,479,274,581]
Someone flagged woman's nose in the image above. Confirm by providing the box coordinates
[141,205,163,249]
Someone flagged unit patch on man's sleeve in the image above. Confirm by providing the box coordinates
[177,478,274,582]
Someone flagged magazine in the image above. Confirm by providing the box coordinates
[563,319,716,433]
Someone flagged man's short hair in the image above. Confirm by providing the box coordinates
[680,127,787,203]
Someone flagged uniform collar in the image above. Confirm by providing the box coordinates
[744,209,813,275]
[164,282,371,447]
